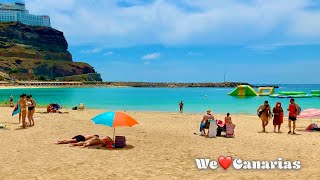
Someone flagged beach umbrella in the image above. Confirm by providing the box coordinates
[297,108,320,123]
[91,111,138,141]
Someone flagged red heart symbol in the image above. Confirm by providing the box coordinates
[218,156,232,170]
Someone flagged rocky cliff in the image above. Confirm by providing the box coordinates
[0,22,101,81]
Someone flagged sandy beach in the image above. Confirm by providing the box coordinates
[0,107,319,180]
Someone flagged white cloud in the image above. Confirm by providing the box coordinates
[80,47,103,54]
[187,51,202,56]
[141,53,161,60]
[103,51,114,56]
[144,61,150,65]
[24,0,320,47]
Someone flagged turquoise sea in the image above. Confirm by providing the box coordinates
[0,84,319,115]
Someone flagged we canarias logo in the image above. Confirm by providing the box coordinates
[195,156,301,170]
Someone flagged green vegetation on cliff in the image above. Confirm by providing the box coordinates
[0,22,101,81]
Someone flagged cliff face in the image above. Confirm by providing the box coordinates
[0,22,72,61]
[0,22,101,81]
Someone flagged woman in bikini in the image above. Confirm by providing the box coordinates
[27,95,36,127]
[69,136,113,147]
[17,94,27,128]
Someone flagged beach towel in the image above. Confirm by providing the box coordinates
[208,120,217,138]
[226,124,235,138]
[12,104,20,116]
[306,123,319,130]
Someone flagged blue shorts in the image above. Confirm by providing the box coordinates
[200,122,205,132]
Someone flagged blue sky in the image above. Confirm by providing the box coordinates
[4,0,320,83]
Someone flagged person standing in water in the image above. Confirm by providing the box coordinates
[179,101,184,113]
[17,94,27,128]
[27,95,36,127]
[257,100,271,132]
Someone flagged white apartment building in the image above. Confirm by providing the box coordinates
[0,1,50,27]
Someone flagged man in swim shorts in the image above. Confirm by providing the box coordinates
[55,134,99,144]
[179,101,184,113]
[287,98,298,134]
[257,100,271,132]
[200,109,215,136]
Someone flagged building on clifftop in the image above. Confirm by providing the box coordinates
[0,1,50,27]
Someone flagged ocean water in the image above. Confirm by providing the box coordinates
[0,84,320,115]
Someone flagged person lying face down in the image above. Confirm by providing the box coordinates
[55,134,99,144]
[69,136,113,148]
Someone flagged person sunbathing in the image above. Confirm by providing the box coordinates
[55,134,99,144]
[69,136,113,148]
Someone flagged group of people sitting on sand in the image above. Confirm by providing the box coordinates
[55,134,114,148]
[15,94,37,128]
[199,109,234,136]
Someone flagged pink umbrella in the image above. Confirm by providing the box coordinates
[298,108,320,118]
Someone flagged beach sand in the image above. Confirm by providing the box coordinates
[0,107,319,179]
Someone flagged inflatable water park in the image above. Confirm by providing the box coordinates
[228,85,320,98]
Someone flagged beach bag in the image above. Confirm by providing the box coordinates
[226,124,235,138]
[115,136,126,148]
[216,126,224,136]
[258,105,269,117]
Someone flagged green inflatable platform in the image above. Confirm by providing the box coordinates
[228,85,258,96]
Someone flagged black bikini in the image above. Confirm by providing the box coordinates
[28,101,34,111]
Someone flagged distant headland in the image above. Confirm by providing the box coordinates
[0,81,279,88]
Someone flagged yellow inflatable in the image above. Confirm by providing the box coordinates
[228,85,275,96]
[258,87,274,96]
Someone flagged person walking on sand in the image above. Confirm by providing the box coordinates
[273,102,283,133]
[17,94,27,128]
[287,98,298,134]
[26,95,36,127]
[179,101,184,113]
[199,109,215,136]
[257,100,271,132]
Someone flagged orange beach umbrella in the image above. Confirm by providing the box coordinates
[92,111,138,141]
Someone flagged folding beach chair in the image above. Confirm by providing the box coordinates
[78,103,85,111]
[225,124,235,138]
